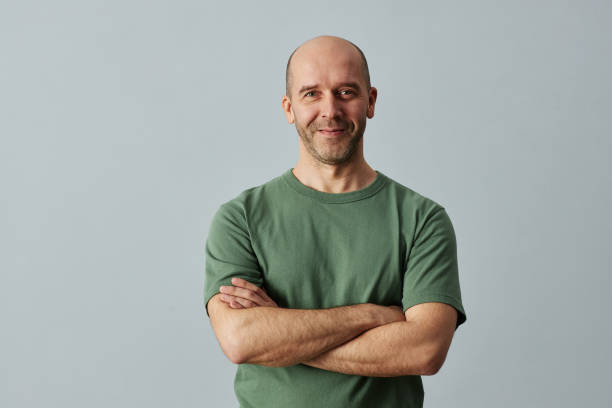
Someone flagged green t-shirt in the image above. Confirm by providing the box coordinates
[204,168,466,408]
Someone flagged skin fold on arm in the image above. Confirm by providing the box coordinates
[214,278,458,377]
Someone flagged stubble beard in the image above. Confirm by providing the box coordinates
[296,118,366,165]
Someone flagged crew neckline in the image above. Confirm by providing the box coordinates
[281,168,389,204]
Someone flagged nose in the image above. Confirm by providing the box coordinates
[320,92,342,119]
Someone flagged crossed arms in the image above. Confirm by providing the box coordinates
[207,278,458,377]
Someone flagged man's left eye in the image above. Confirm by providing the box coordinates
[339,90,353,95]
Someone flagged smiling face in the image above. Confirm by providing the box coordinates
[282,37,377,165]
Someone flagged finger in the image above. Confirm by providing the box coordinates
[232,296,257,308]
[221,294,257,309]
[230,278,278,307]
[221,284,267,306]
[220,294,234,304]
[231,278,274,303]
[220,294,236,306]
[230,299,244,308]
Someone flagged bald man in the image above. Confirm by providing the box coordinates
[204,36,467,408]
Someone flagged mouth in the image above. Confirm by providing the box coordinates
[317,128,345,136]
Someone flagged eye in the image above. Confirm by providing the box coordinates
[304,91,316,97]
[338,89,354,95]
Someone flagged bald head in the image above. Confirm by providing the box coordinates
[285,36,371,98]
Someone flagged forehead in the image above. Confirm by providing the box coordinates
[290,45,364,89]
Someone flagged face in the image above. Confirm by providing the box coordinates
[282,43,377,165]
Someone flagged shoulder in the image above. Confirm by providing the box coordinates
[212,171,286,224]
[377,172,457,246]
[380,172,447,221]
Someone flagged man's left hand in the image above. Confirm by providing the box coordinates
[219,277,278,309]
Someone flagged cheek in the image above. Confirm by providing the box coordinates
[294,107,318,128]
[346,103,368,124]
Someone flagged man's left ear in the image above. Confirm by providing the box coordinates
[367,86,378,119]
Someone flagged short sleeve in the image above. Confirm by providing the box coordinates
[203,200,263,317]
[402,206,467,329]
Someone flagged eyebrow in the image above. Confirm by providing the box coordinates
[297,82,362,95]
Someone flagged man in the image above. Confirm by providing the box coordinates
[204,35,466,407]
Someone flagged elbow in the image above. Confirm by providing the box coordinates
[220,325,248,365]
[212,311,248,364]
[217,329,242,364]
[420,359,443,376]
[419,348,448,376]
[208,294,251,364]
[226,345,245,365]
[223,332,280,367]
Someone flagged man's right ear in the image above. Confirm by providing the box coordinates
[281,95,295,124]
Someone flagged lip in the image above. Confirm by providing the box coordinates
[318,129,345,136]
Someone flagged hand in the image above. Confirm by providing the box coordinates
[219,277,279,309]
[386,305,407,323]
[371,304,406,325]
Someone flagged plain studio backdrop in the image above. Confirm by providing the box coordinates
[1,1,610,407]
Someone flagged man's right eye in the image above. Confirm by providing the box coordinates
[304,91,316,97]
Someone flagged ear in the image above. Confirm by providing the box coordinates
[366,86,378,119]
[281,95,295,124]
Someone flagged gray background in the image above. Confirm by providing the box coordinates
[1,0,610,407]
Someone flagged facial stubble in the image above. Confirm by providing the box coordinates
[295,117,367,165]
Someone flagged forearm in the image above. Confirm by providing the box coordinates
[231,303,388,367]
[302,321,437,377]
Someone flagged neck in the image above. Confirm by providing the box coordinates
[292,156,377,194]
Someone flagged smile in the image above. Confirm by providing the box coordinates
[317,129,345,136]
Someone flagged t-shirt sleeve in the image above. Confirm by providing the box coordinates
[402,206,467,329]
[203,200,263,318]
